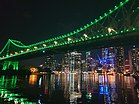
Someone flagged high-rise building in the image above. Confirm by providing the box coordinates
[102,47,116,71]
[128,50,133,72]
[44,55,56,70]
[86,51,91,71]
[62,52,70,72]
[124,59,130,71]
[137,49,139,71]
[116,47,125,72]
[130,45,139,72]
[62,51,82,72]
[86,51,98,71]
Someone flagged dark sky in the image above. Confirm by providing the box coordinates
[0,0,121,66]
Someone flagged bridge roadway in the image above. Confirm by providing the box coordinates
[1,30,139,61]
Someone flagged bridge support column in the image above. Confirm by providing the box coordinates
[2,61,19,70]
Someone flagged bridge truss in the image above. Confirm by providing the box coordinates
[0,0,139,62]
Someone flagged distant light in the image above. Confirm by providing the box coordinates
[39,64,43,67]
[68,38,71,42]
[108,28,116,33]
[34,46,38,49]
[43,44,46,47]
[54,41,58,45]
[14,99,18,104]
[15,52,18,54]
[83,34,88,38]
[21,50,24,53]
[43,50,45,53]
[26,49,30,51]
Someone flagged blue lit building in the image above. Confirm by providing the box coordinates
[102,47,116,71]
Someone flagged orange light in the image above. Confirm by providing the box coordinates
[30,67,38,73]
[29,75,37,85]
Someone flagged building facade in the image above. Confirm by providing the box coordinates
[116,47,125,72]
[44,55,56,71]
[130,45,139,72]
[62,51,82,72]
[102,47,116,71]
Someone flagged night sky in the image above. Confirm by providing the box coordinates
[0,0,125,66]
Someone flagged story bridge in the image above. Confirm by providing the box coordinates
[0,0,139,70]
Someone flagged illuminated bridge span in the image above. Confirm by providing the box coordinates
[0,0,139,70]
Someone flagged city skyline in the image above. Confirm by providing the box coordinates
[0,0,139,103]
[19,45,139,67]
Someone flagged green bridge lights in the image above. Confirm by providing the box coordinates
[11,0,128,47]
[0,0,138,62]
[0,27,139,61]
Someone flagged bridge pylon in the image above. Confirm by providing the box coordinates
[2,61,18,70]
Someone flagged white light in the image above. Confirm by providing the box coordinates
[10,53,13,56]
[34,46,38,49]
[14,99,18,104]
[15,52,18,54]
[21,50,24,53]
[54,41,58,45]
[39,77,42,86]
[83,34,88,38]
[108,27,116,33]
[68,38,71,41]
[39,64,43,67]
[26,49,30,51]
[43,44,46,47]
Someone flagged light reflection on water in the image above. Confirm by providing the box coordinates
[0,73,138,104]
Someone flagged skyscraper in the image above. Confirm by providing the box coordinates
[86,51,98,71]
[130,45,139,72]
[63,51,82,72]
[44,55,56,71]
[102,47,116,71]
[86,51,91,71]
[116,47,125,72]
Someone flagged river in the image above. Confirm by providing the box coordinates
[0,73,138,104]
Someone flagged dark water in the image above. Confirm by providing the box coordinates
[0,73,138,104]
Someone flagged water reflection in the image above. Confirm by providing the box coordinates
[0,75,36,103]
[29,75,38,85]
[0,76,17,88]
[0,73,138,104]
